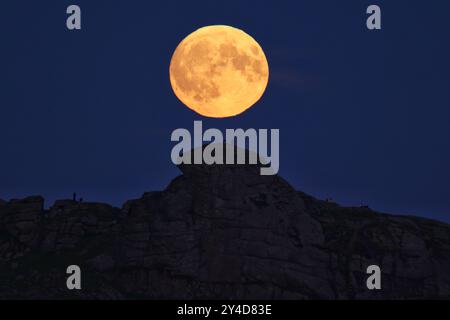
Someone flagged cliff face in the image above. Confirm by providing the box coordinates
[1,163,450,299]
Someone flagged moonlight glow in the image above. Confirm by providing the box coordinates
[169,25,269,118]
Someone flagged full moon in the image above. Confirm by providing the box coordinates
[169,25,269,118]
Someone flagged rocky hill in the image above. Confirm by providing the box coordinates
[1,161,450,299]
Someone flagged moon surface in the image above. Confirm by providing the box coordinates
[169,25,269,118]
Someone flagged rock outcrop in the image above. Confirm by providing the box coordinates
[0,163,449,299]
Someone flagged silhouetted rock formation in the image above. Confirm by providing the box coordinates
[1,163,450,299]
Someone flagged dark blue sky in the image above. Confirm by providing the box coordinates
[1,1,450,222]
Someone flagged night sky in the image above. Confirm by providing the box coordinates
[1,1,450,223]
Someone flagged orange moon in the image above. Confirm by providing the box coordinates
[169,25,269,118]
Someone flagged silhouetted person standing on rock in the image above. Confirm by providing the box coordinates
[73,193,76,202]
